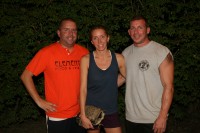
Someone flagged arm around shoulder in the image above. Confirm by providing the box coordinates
[116,53,126,87]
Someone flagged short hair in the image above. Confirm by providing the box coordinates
[89,25,109,40]
[130,15,149,27]
[58,18,77,30]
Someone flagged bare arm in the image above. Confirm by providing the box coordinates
[79,55,93,129]
[153,53,174,133]
[20,69,56,112]
[116,53,126,87]
[118,74,126,87]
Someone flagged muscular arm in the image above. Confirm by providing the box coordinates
[116,53,126,87]
[20,69,56,112]
[153,53,174,133]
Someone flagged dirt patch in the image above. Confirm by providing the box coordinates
[0,118,46,133]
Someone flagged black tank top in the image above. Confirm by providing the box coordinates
[86,51,119,114]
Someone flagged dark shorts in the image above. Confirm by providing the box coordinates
[47,117,86,133]
[125,119,154,133]
[94,112,121,129]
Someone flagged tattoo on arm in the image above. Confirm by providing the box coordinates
[165,53,173,63]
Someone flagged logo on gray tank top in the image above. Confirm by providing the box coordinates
[139,60,149,71]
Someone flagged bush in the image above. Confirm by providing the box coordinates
[0,0,199,127]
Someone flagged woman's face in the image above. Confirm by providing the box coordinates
[91,28,110,51]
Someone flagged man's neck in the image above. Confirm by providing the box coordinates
[134,39,150,47]
[58,41,75,52]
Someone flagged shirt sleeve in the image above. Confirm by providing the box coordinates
[26,48,50,76]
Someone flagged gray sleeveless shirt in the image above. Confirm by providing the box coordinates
[122,41,172,123]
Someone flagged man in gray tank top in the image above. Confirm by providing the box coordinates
[118,15,174,133]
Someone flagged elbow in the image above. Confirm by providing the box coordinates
[20,71,25,82]
[20,69,32,82]
[80,87,87,97]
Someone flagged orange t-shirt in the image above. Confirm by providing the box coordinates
[26,42,89,118]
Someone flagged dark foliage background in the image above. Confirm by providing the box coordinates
[0,0,200,129]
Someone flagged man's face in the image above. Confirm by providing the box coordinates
[128,19,150,46]
[57,20,77,48]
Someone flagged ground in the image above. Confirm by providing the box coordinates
[0,116,199,133]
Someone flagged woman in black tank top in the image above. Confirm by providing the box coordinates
[79,25,126,133]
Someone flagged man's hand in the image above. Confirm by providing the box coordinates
[153,117,167,133]
[37,98,57,112]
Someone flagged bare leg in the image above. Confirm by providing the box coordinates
[104,127,122,133]
[87,129,101,133]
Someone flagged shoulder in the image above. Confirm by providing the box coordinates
[35,42,58,56]
[114,53,125,64]
[80,53,90,69]
[81,53,90,62]
[123,44,133,51]
[151,41,173,64]
[115,53,124,59]
[75,44,89,52]
[39,42,58,51]
[150,41,172,55]
[122,44,133,55]
[151,41,169,51]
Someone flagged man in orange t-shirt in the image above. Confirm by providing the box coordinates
[21,18,88,133]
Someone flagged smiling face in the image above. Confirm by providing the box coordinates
[57,20,77,48]
[90,28,110,51]
[128,19,150,47]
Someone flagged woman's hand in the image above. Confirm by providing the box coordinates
[80,115,94,129]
